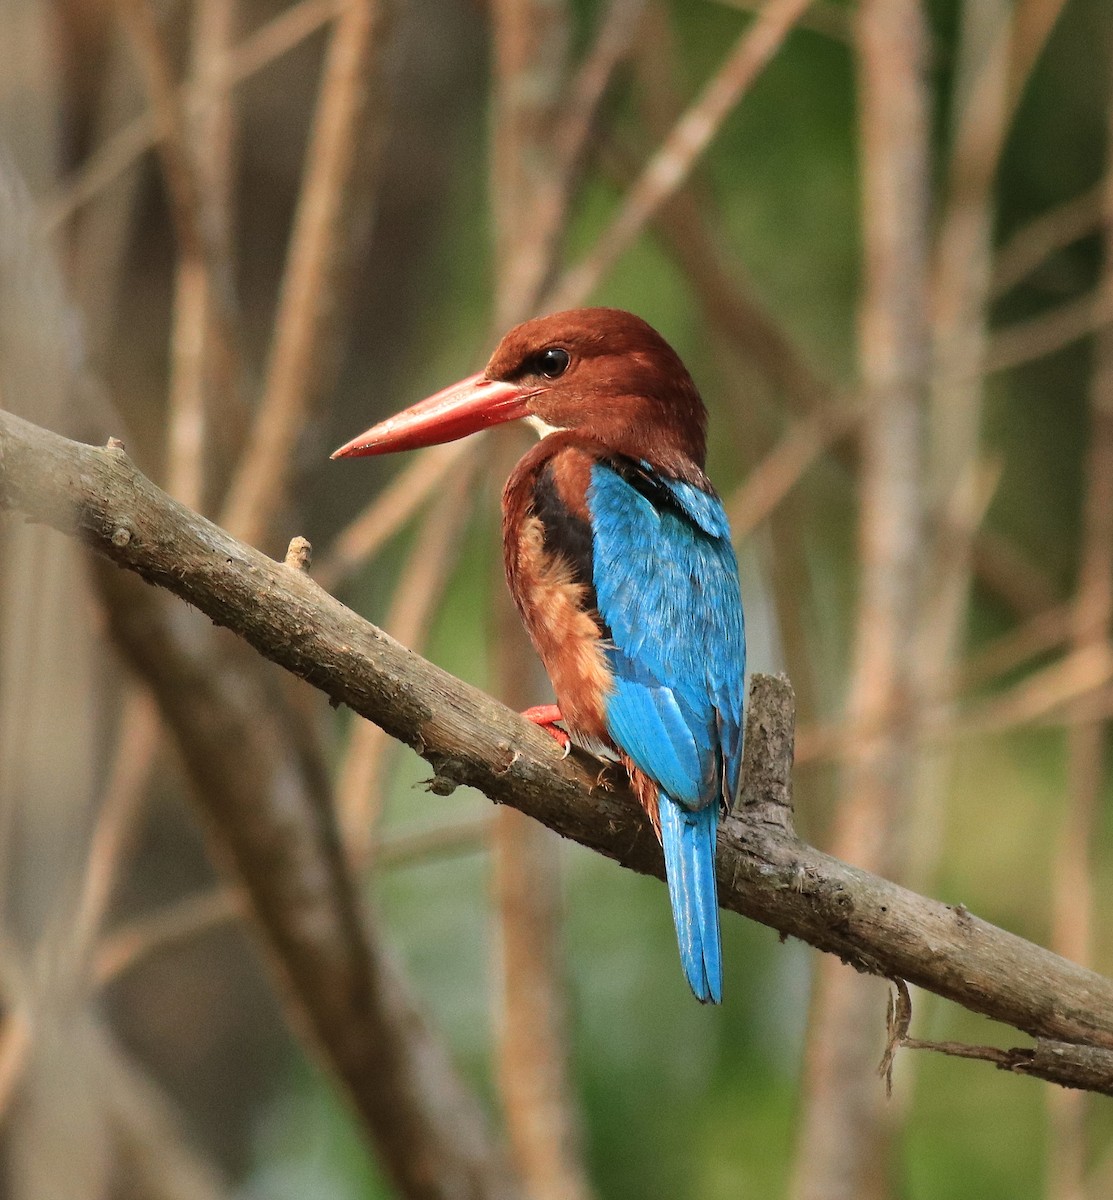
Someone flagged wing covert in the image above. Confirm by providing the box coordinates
[587,460,746,812]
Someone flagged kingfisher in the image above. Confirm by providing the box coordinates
[333,308,746,1003]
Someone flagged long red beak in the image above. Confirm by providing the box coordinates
[331,372,537,458]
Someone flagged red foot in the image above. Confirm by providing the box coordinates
[521,704,571,757]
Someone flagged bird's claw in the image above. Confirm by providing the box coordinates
[521,704,572,756]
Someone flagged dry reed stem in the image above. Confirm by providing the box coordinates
[987,288,1113,373]
[44,111,152,234]
[608,110,1057,631]
[489,0,570,328]
[165,0,240,511]
[605,59,1058,630]
[712,0,850,43]
[488,436,595,1200]
[316,439,474,592]
[95,816,492,987]
[167,260,211,508]
[95,886,241,986]
[605,123,837,417]
[970,525,1060,617]
[944,644,1113,737]
[790,1,931,1196]
[921,0,1013,718]
[338,467,476,862]
[231,0,339,78]
[71,688,161,971]
[794,641,1113,767]
[628,0,825,730]
[221,0,390,548]
[496,0,645,321]
[961,602,1071,690]
[991,182,1106,300]
[726,396,866,535]
[91,562,518,1200]
[489,1,596,1194]
[66,35,149,374]
[115,0,242,413]
[113,0,213,264]
[1005,0,1070,119]
[622,0,832,414]
[912,11,1069,1150]
[88,1022,232,1200]
[547,0,814,311]
[0,1003,33,1127]
[375,816,492,867]
[43,0,340,233]
[1045,58,1113,1200]
[909,0,1065,1147]
[553,0,646,176]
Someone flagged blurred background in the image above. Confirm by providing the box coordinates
[2,0,1113,1195]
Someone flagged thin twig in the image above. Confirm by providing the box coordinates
[220,0,392,548]
[605,127,837,418]
[626,3,824,727]
[921,0,1013,722]
[953,645,1113,737]
[315,438,474,593]
[71,688,161,970]
[489,0,571,328]
[793,643,1113,767]
[165,0,240,510]
[114,0,242,412]
[43,0,341,233]
[910,2,1066,1142]
[726,395,866,535]
[88,1021,233,1200]
[376,816,492,868]
[900,1036,1113,1096]
[0,1004,33,1126]
[66,33,149,371]
[495,0,646,321]
[791,0,931,1194]
[90,567,518,1200]
[710,0,851,44]
[1046,57,1113,1200]
[987,288,1113,374]
[488,1,596,1193]
[607,114,1056,633]
[546,0,814,310]
[553,0,646,176]
[113,0,215,267]
[970,525,1061,617]
[338,466,476,862]
[961,602,1071,690]
[1005,0,1071,120]
[95,886,242,986]
[44,113,154,236]
[991,182,1106,300]
[95,815,493,986]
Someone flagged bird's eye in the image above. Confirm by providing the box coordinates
[532,347,570,379]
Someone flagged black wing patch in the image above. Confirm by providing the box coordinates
[532,464,604,626]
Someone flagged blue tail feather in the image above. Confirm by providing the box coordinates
[658,794,722,1004]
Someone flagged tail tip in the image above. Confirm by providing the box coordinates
[684,952,722,1005]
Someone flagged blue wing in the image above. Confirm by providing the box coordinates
[587,460,746,1001]
[588,462,746,809]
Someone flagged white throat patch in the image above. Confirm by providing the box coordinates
[525,415,564,439]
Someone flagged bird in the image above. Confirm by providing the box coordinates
[333,308,746,1003]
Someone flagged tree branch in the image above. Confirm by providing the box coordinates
[5,409,1113,1092]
